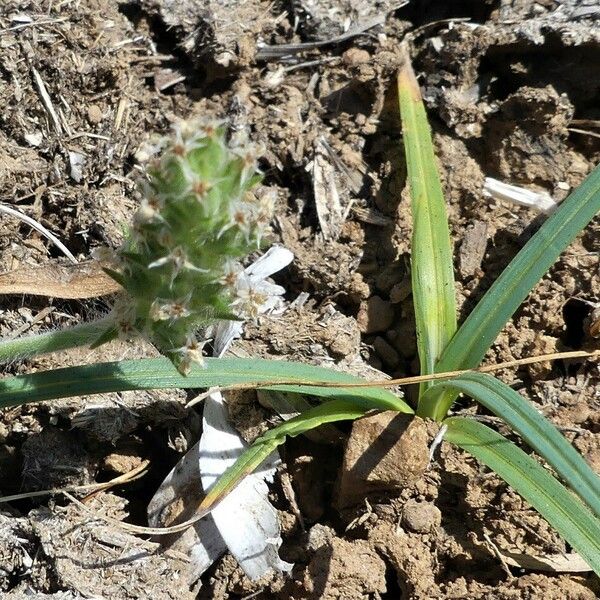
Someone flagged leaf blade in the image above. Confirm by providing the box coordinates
[0,357,413,413]
[422,373,600,518]
[198,399,370,516]
[436,164,600,377]
[397,55,457,393]
[445,417,600,575]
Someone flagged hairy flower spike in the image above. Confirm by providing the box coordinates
[99,118,274,375]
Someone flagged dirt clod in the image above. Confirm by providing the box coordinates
[299,537,387,600]
[336,414,430,508]
[402,499,442,534]
[357,295,395,334]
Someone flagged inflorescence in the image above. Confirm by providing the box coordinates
[95,119,273,374]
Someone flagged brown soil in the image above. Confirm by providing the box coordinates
[0,0,599,598]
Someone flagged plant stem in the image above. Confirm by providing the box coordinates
[0,318,111,364]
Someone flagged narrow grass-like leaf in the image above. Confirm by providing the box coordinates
[0,319,112,363]
[0,357,412,413]
[435,163,600,413]
[421,373,600,518]
[445,417,600,575]
[397,55,456,394]
[197,399,369,516]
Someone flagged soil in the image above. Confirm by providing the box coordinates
[0,0,599,598]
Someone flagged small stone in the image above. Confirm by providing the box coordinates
[87,104,103,124]
[103,452,143,475]
[306,524,336,552]
[375,264,404,294]
[402,499,442,533]
[374,336,400,368]
[357,296,395,334]
[459,221,488,278]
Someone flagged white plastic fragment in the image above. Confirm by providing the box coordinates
[24,132,43,147]
[148,392,292,584]
[11,14,33,24]
[199,392,293,579]
[68,150,86,183]
[483,177,557,214]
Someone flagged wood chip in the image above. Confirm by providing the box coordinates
[0,261,121,299]
[312,139,343,240]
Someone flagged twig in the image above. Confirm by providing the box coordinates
[256,4,408,60]
[568,127,600,140]
[64,490,206,536]
[8,307,54,340]
[0,202,77,263]
[0,460,149,504]
[31,67,62,136]
[428,424,448,465]
[483,533,514,579]
[216,348,600,392]
[4,17,68,32]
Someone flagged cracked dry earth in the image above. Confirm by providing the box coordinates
[0,0,599,598]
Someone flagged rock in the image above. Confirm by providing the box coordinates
[357,296,395,334]
[524,333,558,378]
[402,499,442,533]
[336,413,430,508]
[306,524,336,552]
[342,48,371,67]
[389,279,412,303]
[103,452,144,475]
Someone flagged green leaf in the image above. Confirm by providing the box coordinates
[198,399,369,515]
[445,417,600,575]
[435,163,600,392]
[0,357,413,413]
[397,56,456,394]
[0,319,113,363]
[421,373,600,518]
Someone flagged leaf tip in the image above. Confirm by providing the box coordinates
[397,46,422,103]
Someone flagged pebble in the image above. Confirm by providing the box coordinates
[402,499,442,533]
[342,48,371,66]
[390,279,412,303]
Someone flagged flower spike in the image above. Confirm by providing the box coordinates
[98,118,274,373]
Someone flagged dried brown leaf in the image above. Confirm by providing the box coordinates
[0,261,120,299]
